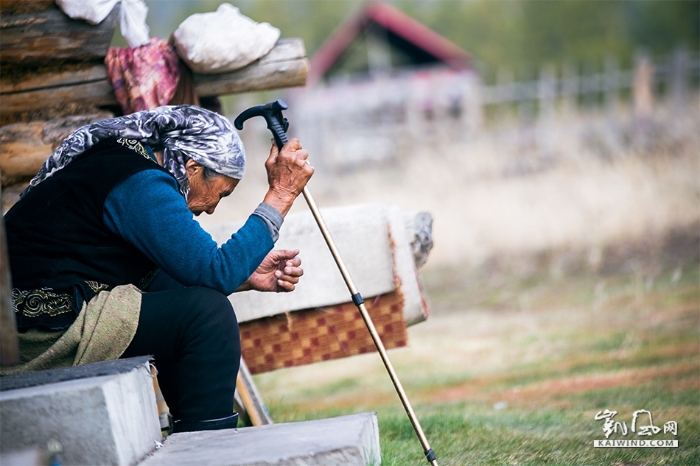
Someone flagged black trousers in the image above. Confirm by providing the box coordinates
[121,272,240,423]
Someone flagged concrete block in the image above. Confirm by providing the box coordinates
[139,412,381,466]
[0,357,161,466]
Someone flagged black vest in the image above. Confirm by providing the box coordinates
[4,139,172,329]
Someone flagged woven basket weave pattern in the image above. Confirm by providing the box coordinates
[240,291,408,374]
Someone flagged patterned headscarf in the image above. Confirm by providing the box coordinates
[24,105,245,197]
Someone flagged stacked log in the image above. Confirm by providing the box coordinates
[0,38,309,120]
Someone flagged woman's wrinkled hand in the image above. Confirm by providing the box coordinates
[244,249,303,293]
[263,138,314,217]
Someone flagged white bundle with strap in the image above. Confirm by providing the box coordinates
[172,3,280,74]
[55,0,150,48]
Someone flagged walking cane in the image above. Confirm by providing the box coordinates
[235,100,438,466]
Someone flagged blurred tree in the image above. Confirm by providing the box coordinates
[407,0,698,82]
[239,0,362,55]
[114,0,697,83]
[623,0,700,54]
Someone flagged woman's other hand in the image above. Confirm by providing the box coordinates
[242,249,303,293]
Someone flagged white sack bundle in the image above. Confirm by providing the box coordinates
[56,0,150,48]
[172,3,280,74]
[56,0,118,24]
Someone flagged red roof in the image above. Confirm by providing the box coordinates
[308,1,474,86]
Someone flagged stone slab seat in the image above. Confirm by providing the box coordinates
[138,412,381,466]
[0,356,161,466]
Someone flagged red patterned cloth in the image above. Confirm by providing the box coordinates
[105,38,180,114]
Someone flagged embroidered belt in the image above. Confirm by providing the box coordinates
[12,281,109,318]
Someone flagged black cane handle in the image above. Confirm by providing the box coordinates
[234,99,289,150]
[268,118,289,150]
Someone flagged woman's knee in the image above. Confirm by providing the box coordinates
[186,287,238,335]
[133,286,240,365]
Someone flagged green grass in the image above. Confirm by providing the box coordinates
[253,242,700,465]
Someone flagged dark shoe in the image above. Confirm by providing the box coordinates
[172,413,239,433]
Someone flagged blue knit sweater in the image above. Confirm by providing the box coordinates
[103,169,273,295]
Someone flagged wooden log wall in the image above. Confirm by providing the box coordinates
[0,113,113,186]
[1,36,308,199]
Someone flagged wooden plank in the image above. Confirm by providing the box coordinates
[193,38,309,96]
[0,4,120,65]
[235,359,273,426]
[0,38,308,115]
[195,56,309,96]
[0,63,108,94]
[0,211,20,366]
[0,79,116,116]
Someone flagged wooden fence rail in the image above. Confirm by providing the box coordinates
[482,50,699,109]
[288,48,699,171]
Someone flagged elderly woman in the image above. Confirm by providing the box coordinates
[3,105,313,432]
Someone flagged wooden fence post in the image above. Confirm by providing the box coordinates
[464,73,483,135]
[537,63,557,150]
[604,56,620,116]
[0,211,20,366]
[560,62,579,117]
[670,46,689,113]
[633,53,655,122]
[582,60,600,108]
[496,66,514,123]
